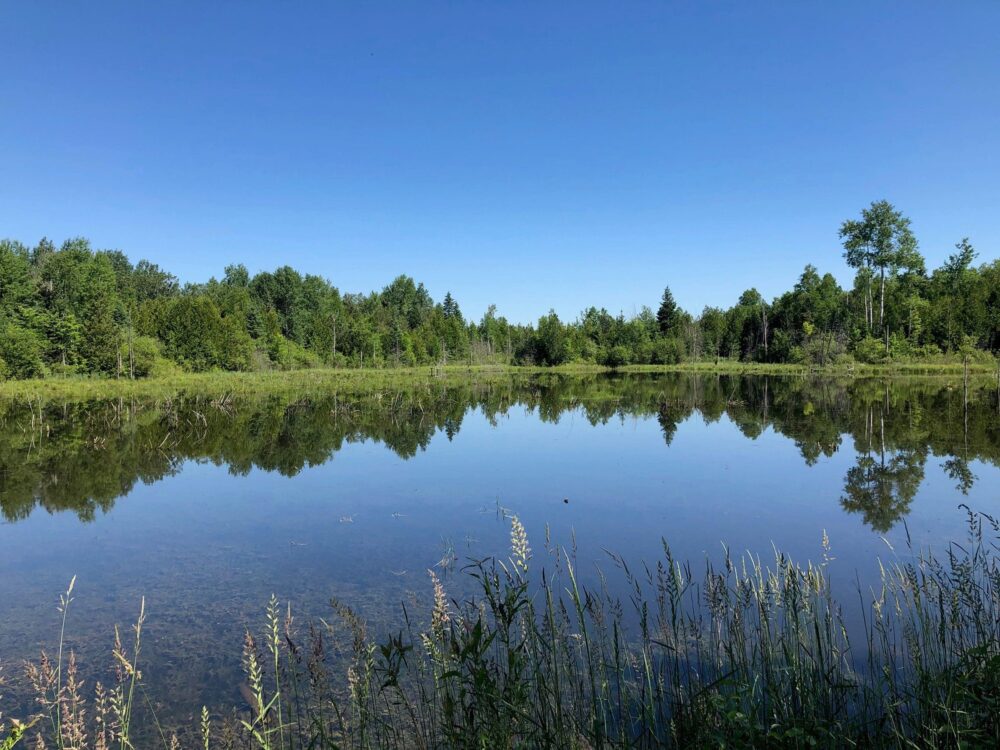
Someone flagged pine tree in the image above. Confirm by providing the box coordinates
[442,292,458,319]
[657,287,677,334]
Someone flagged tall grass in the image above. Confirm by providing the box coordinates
[4,358,997,402]
[7,508,1000,748]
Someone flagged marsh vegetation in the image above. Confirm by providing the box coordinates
[7,508,1000,749]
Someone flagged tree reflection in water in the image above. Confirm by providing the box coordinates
[1,373,997,531]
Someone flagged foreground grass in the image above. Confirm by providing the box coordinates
[2,357,998,402]
[7,509,1000,749]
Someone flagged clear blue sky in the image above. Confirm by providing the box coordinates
[2,2,998,324]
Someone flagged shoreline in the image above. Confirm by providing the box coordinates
[2,359,998,401]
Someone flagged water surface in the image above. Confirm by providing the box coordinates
[2,373,998,719]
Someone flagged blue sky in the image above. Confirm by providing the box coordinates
[2,2,998,323]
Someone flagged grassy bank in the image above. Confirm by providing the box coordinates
[2,358,999,402]
[0,365,537,401]
[625,357,1000,377]
[7,510,1000,749]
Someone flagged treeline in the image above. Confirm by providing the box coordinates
[1,201,998,380]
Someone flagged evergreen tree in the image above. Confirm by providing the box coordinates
[657,286,677,334]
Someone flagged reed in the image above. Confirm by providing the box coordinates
[4,358,997,402]
[7,508,1000,748]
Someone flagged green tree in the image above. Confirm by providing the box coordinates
[133,260,179,302]
[0,322,47,378]
[157,295,251,371]
[656,286,678,334]
[78,253,123,374]
[0,240,33,311]
[840,200,921,338]
[929,238,979,350]
[535,311,569,365]
[699,307,727,359]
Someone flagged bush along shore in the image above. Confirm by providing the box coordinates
[5,509,1000,749]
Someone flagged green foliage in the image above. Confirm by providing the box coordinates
[0,240,33,311]
[651,337,683,364]
[1,201,999,383]
[119,335,175,378]
[534,310,569,365]
[888,333,942,361]
[853,336,890,364]
[601,344,630,368]
[268,335,322,370]
[156,296,253,371]
[657,285,678,333]
[132,259,179,301]
[0,322,47,379]
[840,200,922,338]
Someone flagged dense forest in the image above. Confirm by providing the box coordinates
[1,201,998,380]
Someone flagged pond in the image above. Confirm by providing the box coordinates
[1,372,998,722]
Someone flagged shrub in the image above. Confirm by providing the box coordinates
[601,344,630,368]
[269,335,321,370]
[119,335,164,377]
[47,362,84,378]
[0,322,47,379]
[852,335,889,364]
[801,332,848,366]
[121,336,181,378]
[651,337,683,364]
[786,344,806,364]
[574,338,600,363]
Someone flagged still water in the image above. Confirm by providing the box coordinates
[1,373,998,719]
